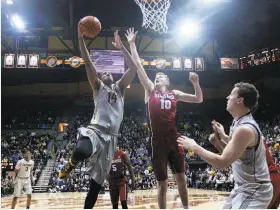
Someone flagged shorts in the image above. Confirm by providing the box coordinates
[78,127,118,185]
[109,177,127,204]
[223,182,273,209]
[151,134,185,181]
[268,171,280,209]
[13,178,32,197]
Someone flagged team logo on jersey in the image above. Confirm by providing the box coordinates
[112,158,122,163]
[154,93,175,100]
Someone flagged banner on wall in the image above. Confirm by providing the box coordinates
[220,58,239,69]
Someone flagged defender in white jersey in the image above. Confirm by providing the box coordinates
[59,26,138,209]
[178,82,273,209]
[11,149,35,209]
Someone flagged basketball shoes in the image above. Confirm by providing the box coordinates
[59,158,76,179]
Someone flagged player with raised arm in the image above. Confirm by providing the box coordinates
[11,149,35,209]
[108,147,135,209]
[58,23,138,209]
[178,82,273,208]
[126,28,203,209]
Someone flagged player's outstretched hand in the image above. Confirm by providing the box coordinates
[125,27,138,44]
[177,136,197,150]
[189,72,199,84]
[209,133,215,144]
[208,132,220,145]
[112,30,124,50]
[212,120,226,138]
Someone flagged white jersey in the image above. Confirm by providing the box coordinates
[16,159,34,178]
[229,113,270,184]
[90,82,124,134]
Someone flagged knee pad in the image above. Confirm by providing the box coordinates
[72,137,93,162]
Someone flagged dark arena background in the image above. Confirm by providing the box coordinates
[1,0,280,209]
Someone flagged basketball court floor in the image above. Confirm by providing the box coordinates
[1,188,230,209]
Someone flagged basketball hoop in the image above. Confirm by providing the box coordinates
[133,0,172,34]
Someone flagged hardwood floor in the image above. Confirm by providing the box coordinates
[1,188,230,209]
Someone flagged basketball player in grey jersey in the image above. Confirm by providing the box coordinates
[178,82,273,208]
[59,25,138,209]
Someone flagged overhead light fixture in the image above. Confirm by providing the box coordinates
[6,0,13,4]
[11,15,25,29]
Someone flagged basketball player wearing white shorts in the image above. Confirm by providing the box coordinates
[59,25,138,209]
[11,149,35,209]
[178,82,273,209]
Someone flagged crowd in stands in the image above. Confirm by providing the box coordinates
[1,131,54,196]
[48,99,280,193]
[187,166,234,191]
[1,98,279,197]
[1,98,70,130]
[48,149,92,193]
[2,108,56,130]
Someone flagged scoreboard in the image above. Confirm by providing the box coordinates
[240,48,280,69]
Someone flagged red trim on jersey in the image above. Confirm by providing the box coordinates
[264,140,280,172]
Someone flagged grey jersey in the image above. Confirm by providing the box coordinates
[229,113,270,184]
[90,82,124,134]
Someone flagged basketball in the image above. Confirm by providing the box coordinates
[79,16,101,38]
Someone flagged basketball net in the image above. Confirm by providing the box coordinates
[134,0,172,34]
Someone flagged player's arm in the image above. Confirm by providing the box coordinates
[13,160,21,180]
[113,31,138,94]
[173,72,203,103]
[178,126,255,169]
[14,169,19,180]
[208,133,227,153]
[126,28,154,96]
[123,152,135,188]
[219,134,230,143]
[30,162,35,185]
[78,22,101,97]
[212,120,230,143]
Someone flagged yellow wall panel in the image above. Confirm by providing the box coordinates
[164,39,180,54]
[48,36,74,51]
[87,37,106,49]
[143,39,162,52]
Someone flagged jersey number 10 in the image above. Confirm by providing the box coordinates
[160,99,171,110]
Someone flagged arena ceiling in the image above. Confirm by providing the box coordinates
[2,0,280,58]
